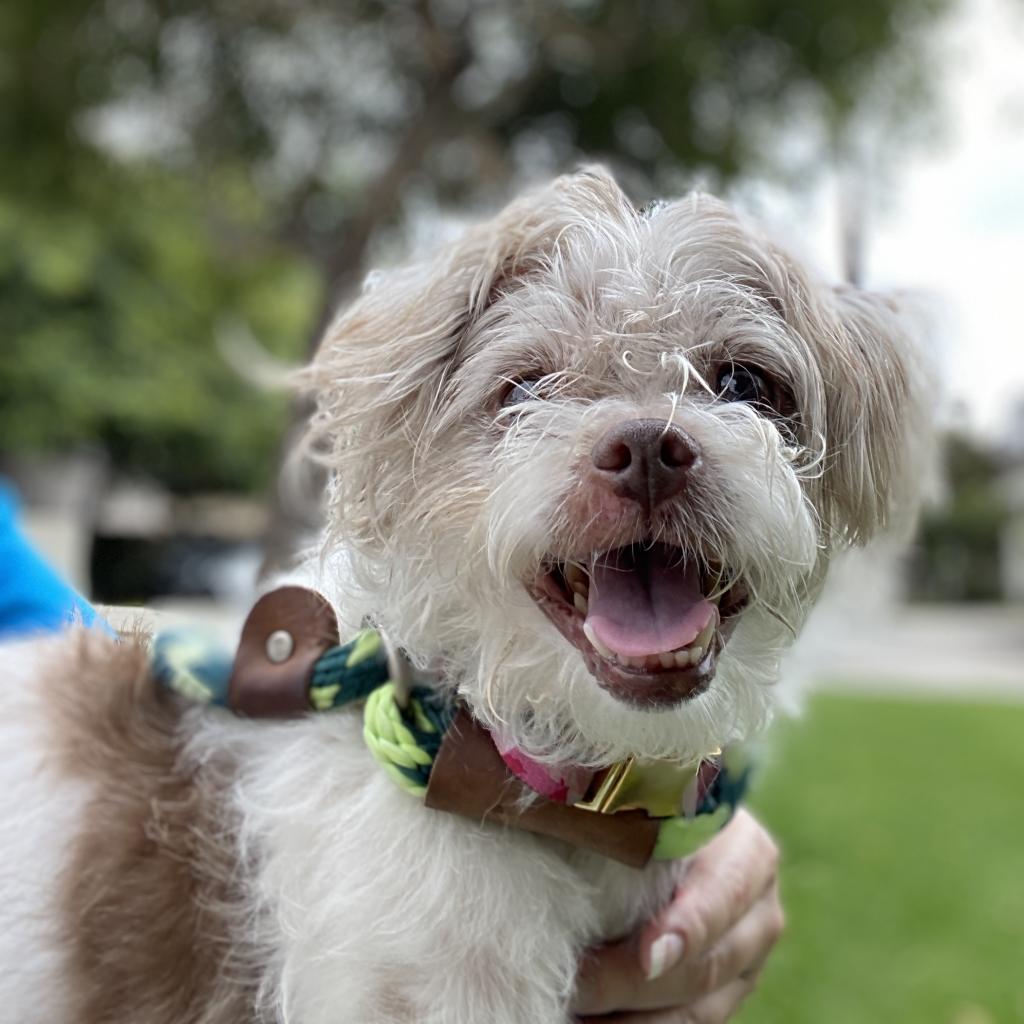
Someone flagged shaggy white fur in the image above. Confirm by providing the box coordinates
[197,709,678,1024]
[0,638,88,1023]
[0,167,926,1023]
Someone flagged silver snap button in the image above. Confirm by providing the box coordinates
[265,629,295,664]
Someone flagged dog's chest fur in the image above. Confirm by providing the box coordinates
[0,630,677,1024]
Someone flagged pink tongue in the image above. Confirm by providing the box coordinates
[585,546,714,658]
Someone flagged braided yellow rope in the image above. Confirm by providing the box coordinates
[154,607,745,861]
[362,683,440,797]
[653,805,731,860]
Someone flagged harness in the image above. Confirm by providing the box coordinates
[152,587,749,869]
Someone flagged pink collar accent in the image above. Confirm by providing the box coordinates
[491,734,595,804]
[491,732,723,816]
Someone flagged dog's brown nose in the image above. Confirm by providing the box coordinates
[591,419,700,510]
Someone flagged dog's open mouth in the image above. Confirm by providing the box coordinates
[527,542,749,708]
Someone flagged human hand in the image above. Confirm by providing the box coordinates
[572,808,783,1023]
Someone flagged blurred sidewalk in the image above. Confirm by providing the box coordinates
[786,545,1024,701]
[800,603,1024,700]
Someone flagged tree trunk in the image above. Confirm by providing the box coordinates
[258,33,467,578]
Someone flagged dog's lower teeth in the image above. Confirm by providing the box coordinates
[573,592,588,614]
[659,652,675,669]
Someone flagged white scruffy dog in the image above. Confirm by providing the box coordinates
[0,168,925,1024]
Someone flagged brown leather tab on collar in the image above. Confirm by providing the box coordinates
[228,586,339,717]
[425,708,658,869]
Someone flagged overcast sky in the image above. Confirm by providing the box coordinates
[869,0,1024,440]
[745,0,1024,442]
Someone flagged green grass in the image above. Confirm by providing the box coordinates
[739,693,1024,1024]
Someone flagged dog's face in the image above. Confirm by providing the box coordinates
[307,169,924,764]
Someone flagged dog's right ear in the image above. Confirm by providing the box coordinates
[815,286,932,547]
[302,166,631,544]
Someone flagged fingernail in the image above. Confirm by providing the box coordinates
[646,933,685,980]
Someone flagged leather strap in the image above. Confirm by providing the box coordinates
[425,708,660,869]
[156,586,736,866]
[228,586,340,716]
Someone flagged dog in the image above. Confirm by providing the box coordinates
[0,167,926,1023]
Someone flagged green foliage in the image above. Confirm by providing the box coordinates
[911,434,1010,601]
[745,694,1024,1024]
[0,163,319,491]
[513,0,951,182]
[0,0,954,492]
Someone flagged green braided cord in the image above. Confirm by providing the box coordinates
[362,683,454,797]
[150,622,455,797]
[653,805,733,860]
[309,628,391,711]
[151,628,233,706]
[652,747,752,860]
[150,617,742,860]
[312,630,455,793]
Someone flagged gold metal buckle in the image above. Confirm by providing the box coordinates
[573,753,718,818]
[573,757,637,814]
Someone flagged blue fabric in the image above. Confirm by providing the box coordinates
[0,483,110,640]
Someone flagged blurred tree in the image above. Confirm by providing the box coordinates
[910,433,1011,602]
[0,0,953,501]
[0,165,319,491]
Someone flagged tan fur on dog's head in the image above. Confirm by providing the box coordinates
[302,167,927,765]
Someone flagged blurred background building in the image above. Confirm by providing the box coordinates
[2,2,1024,1020]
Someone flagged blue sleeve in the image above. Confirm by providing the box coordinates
[0,484,111,640]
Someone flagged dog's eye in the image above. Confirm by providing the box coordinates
[502,377,544,406]
[716,364,775,409]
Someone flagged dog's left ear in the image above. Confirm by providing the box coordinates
[303,167,632,544]
[816,285,930,546]
[308,167,629,422]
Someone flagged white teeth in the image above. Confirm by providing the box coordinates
[672,650,690,668]
[659,652,675,668]
[573,592,589,614]
[583,622,614,659]
[689,645,704,665]
[692,611,719,654]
